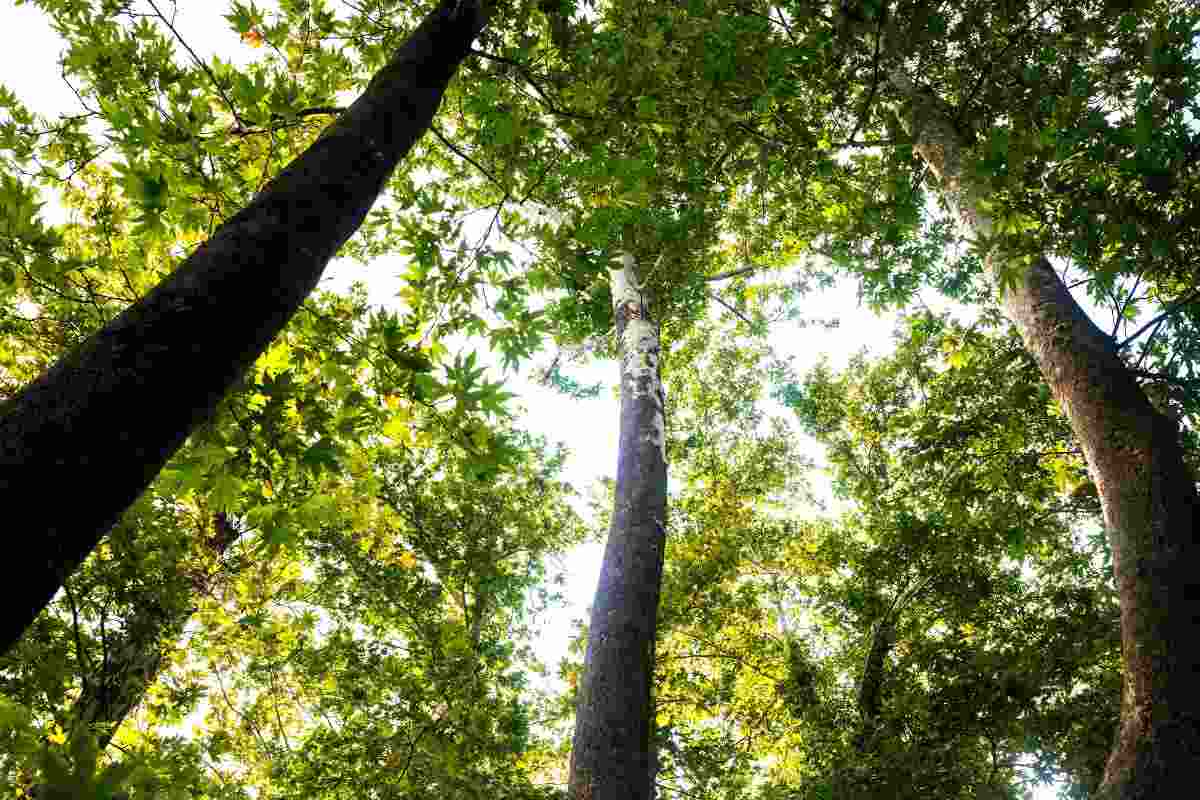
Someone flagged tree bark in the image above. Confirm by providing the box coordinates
[893,72,1200,798]
[0,0,492,656]
[855,616,894,732]
[569,252,669,800]
[70,512,243,750]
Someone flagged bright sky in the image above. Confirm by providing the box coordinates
[0,3,1068,796]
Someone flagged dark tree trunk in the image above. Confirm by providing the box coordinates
[569,252,669,800]
[855,616,894,735]
[71,513,243,750]
[840,617,896,796]
[0,0,491,655]
[895,72,1200,798]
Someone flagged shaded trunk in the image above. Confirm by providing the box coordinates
[0,0,492,655]
[855,616,895,742]
[569,252,669,800]
[894,72,1200,798]
[838,618,896,797]
[70,513,243,750]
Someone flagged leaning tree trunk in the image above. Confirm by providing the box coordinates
[833,616,895,798]
[854,615,895,746]
[70,512,243,750]
[569,252,669,800]
[894,72,1200,798]
[0,0,493,655]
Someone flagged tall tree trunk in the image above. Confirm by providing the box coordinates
[893,72,1200,798]
[0,0,492,656]
[835,617,895,797]
[569,252,669,800]
[855,616,894,742]
[71,512,243,750]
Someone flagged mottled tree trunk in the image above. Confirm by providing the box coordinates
[0,0,492,655]
[569,252,669,800]
[70,513,243,750]
[894,72,1200,798]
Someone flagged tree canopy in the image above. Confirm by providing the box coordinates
[0,0,1197,798]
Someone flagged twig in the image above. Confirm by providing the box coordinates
[430,123,504,188]
[146,0,246,131]
[708,290,755,327]
[1117,287,1200,350]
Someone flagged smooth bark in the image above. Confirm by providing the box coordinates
[569,252,669,800]
[0,0,491,655]
[894,72,1200,798]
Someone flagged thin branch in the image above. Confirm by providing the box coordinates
[845,11,885,147]
[704,264,761,283]
[430,123,504,188]
[287,106,344,119]
[145,0,246,131]
[62,578,92,695]
[467,48,594,121]
[1117,287,1200,350]
[1134,315,1168,370]
[708,291,755,327]
[954,1,1057,127]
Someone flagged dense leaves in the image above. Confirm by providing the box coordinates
[2,0,1198,797]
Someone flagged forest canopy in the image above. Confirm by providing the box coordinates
[0,1,1197,799]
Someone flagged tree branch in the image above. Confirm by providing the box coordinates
[1117,287,1200,350]
[430,122,504,189]
[708,291,755,327]
[704,264,761,282]
[146,0,246,131]
[468,48,594,121]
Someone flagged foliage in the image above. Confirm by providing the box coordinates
[2,0,1199,797]
[647,316,1122,800]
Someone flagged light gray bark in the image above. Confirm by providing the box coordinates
[569,252,669,800]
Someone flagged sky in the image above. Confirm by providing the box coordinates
[0,2,1070,796]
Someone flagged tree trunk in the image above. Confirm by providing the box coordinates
[855,616,894,736]
[893,72,1200,798]
[70,513,243,750]
[0,0,492,656]
[569,252,669,800]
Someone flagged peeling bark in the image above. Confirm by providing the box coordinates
[893,72,1200,797]
[569,252,668,800]
[0,0,492,655]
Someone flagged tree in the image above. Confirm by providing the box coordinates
[451,4,833,792]
[849,8,1200,793]
[782,314,1122,798]
[0,0,494,655]
[647,314,1123,799]
[568,252,668,800]
[632,1,1198,791]
[5,0,1198,795]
